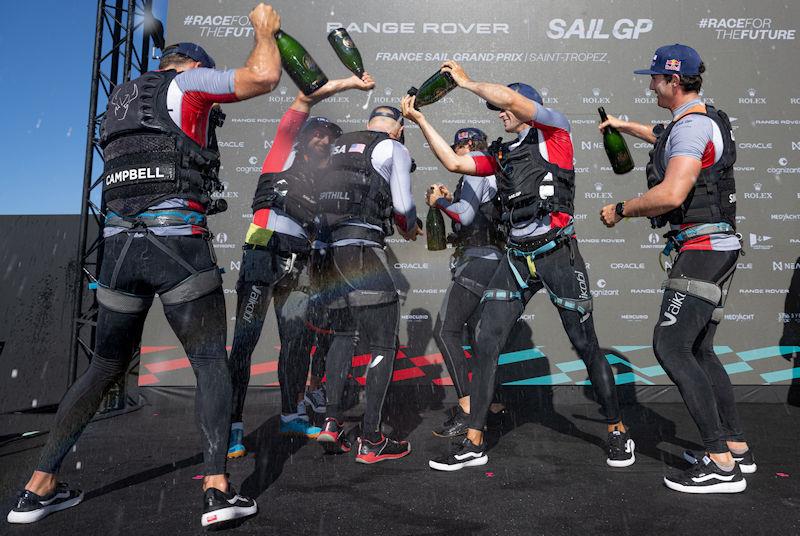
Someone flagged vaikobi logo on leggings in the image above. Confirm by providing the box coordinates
[660,291,686,327]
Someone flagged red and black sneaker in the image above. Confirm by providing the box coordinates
[355,435,411,464]
[317,417,351,454]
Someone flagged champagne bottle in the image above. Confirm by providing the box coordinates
[598,107,634,174]
[275,30,328,95]
[407,70,457,109]
[327,27,364,77]
[426,189,447,251]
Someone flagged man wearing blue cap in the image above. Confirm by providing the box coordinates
[424,127,505,438]
[600,44,753,494]
[403,61,633,472]
[7,4,284,528]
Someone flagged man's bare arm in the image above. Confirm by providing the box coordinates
[234,4,282,100]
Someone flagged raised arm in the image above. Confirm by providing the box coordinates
[289,73,375,114]
[441,61,537,122]
[234,3,282,100]
[401,95,477,175]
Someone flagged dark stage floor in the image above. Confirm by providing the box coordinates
[1,387,799,535]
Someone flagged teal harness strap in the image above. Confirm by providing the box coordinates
[481,289,522,303]
[662,222,734,256]
[500,224,591,318]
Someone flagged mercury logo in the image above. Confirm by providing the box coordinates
[660,291,686,327]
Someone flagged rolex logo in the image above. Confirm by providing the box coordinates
[540,87,549,96]
[592,88,601,97]
[594,182,603,191]
[754,183,762,191]
[384,87,393,96]
[748,88,756,97]
[279,86,287,95]
[645,88,652,97]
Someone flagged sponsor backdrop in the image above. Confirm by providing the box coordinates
[137,0,800,388]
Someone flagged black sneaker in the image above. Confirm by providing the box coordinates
[355,435,411,464]
[433,407,469,438]
[428,437,488,472]
[201,486,257,527]
[316,417,351,454]
[683,448,757,474]
[606,430,636,468]
[6,483,84,524]
[664,455,746,494]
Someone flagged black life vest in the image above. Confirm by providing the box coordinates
[490,127,575,225]
[448,175,506,249]
[315,130,395,235]
[645,105,736,229]
[99,70,223,217]
[251,158,319,232]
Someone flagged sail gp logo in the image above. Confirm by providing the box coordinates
[660,291,686,326]
[547,18,653,39]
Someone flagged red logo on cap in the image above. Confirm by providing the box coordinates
[665,59,681,71]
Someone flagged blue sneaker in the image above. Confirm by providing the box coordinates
[227,423,246,459]
[279,416,321,438]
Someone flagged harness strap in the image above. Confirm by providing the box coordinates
[481,289,522,302]
[454,274,487,298]
[96,286,153,314]
[661,277,722,305]
[106,210,206,228]
[159,268,222,305]
[710,307,725,324]
[662,222,734,256]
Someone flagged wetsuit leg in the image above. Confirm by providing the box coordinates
[469,257,538,431]
[652,250,739,453]
[273,281,313,415]
[535,243,621,423]
[324,307,358,424]
[433,257,499,400]
[36,303,148,473]
[163,287,230,475]
[228,248,276,422]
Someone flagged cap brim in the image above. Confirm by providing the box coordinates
[633,69,662,75]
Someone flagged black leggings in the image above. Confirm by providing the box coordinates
[470,240,620,431]
[323,245,399,442]
[37,233,230,476]
[434,256,500,399]
[653,249,744,453]
[228,246,315,419]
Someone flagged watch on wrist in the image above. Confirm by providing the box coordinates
[614,201,626,219]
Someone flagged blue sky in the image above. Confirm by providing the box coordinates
[0,1,168,215]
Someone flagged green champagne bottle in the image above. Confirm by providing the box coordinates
[598,107,634,174]
[275,30,328,95]
[426,190,447,251]
[408,70,457,109]
[327,27,364,77]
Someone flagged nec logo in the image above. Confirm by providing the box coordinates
[772,261,800,271]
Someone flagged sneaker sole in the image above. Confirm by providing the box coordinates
[6,492,84,524]
[355,444,412,464]
[201,503,258,527]
[663,477,747,494]
[738,463,757,474]
[279,429,321,439]
[429,455,488,472]
[227,448,247,459]
[607,440,636,468]
[432,428,467,438]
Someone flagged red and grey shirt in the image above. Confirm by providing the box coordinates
[469,105,574,241]
[104,67,239,238]
[245,107,310,247]
[665,99,740,252]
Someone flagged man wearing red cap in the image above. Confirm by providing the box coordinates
[600,43,753,493]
